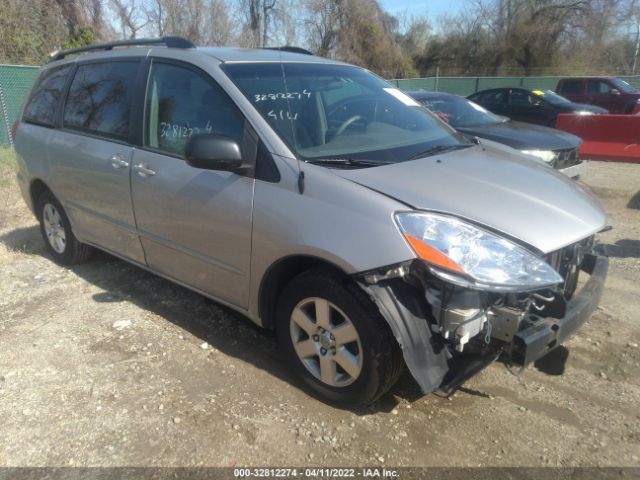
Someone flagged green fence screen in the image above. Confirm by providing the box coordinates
[0,65,39,146]
[2,64,640,147]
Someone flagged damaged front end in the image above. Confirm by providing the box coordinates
[357,229,609,395]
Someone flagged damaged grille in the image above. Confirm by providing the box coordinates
[552,148,581,170]
[546,235,595,300]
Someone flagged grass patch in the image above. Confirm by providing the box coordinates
[0,147,18,188]
[0,147,17,171]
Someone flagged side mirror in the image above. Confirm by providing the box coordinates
[185,134,245,172]
[611,88,621,96]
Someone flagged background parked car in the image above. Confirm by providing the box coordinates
[556,77,640,114]
[409,91,585,178]
[467,87,607,127]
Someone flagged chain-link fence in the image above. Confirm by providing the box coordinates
[0,65,39,147]
[2,64,640,148]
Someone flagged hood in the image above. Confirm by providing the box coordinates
[457,121,582,151]
[334,144,606,254]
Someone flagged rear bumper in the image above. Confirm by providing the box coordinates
[511,253,608,367]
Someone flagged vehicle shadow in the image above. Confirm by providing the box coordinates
[0,225,423,413]
[603,239,640,259]
[627,190,640,210]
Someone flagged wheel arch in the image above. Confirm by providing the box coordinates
[29,178,53,214]
[258,254,348,330]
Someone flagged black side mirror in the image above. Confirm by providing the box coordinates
[185,134,245,172]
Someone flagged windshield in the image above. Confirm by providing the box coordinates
[223,63,467,164]
[532,89,572,106]
[417,95,506,127]
[611,78,638,93]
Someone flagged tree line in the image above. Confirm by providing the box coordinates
[1,0,640,79]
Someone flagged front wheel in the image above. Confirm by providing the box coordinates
[36,190,92,265]
[276,269,403,406]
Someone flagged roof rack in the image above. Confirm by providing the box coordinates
[49,36,195,62]
[265,46,313,56]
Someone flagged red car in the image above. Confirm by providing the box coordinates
[556,77,640,114]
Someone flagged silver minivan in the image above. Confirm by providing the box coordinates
[14,37,609,406]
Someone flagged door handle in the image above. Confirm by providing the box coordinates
[133,163,156,177]
[110,154,129,169]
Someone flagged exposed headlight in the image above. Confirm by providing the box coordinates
[575,110,595,116]
[521,149,556,163]
[395,212,563,291]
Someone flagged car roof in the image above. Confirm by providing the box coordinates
[196,47,346,65]
[559,77,613,81]
[472,86,544,94]
[45,44,348,69]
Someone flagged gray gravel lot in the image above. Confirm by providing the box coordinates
[0,159,639,467]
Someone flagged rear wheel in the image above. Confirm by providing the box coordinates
[36,190,92,265]
[276,269,403,406]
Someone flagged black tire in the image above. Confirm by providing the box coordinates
[36,190,92,265]
[276,268,403,406]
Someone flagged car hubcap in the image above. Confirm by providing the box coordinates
[42,203,66,254]
[290,297,363,387]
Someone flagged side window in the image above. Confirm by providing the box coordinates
[63,61,139,140]
[23,65,73,127]
[145,62,245,156]
[560,80,582,95]
[484,90,506,104]
[508,90,533,106]
[587,80,611,94]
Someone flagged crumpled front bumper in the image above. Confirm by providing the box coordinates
[511,253,609,367]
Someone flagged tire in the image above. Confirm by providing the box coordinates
[36,190,92,265]
[276,268,403,406]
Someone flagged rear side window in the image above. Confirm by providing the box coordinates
[63,61,139,140]
[560,80,582,95]
[475,90,506,104]
[23,65,72,127]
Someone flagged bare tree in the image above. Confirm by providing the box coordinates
[304,0,341,56]
[110,0,150,38]
[237,0,277,47]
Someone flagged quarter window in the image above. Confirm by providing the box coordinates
[23,65,73,127]
[63,61,139,140]
[145,62,245,156]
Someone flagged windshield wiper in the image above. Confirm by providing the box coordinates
[408,144,472,161]
[305,158,393,167]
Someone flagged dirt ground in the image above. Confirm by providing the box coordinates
[0,155,639,468]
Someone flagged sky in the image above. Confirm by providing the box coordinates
[378,0,466,19]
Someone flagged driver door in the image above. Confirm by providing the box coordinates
[507,89,550,125]
[130,59,255,309]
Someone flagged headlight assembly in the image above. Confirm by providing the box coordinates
[521,149,556,163]
[395,212,563,292]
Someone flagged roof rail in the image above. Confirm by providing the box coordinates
[49,36,195,62]
[265,46,314,56]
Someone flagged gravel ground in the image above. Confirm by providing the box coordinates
[0,158,639,467]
